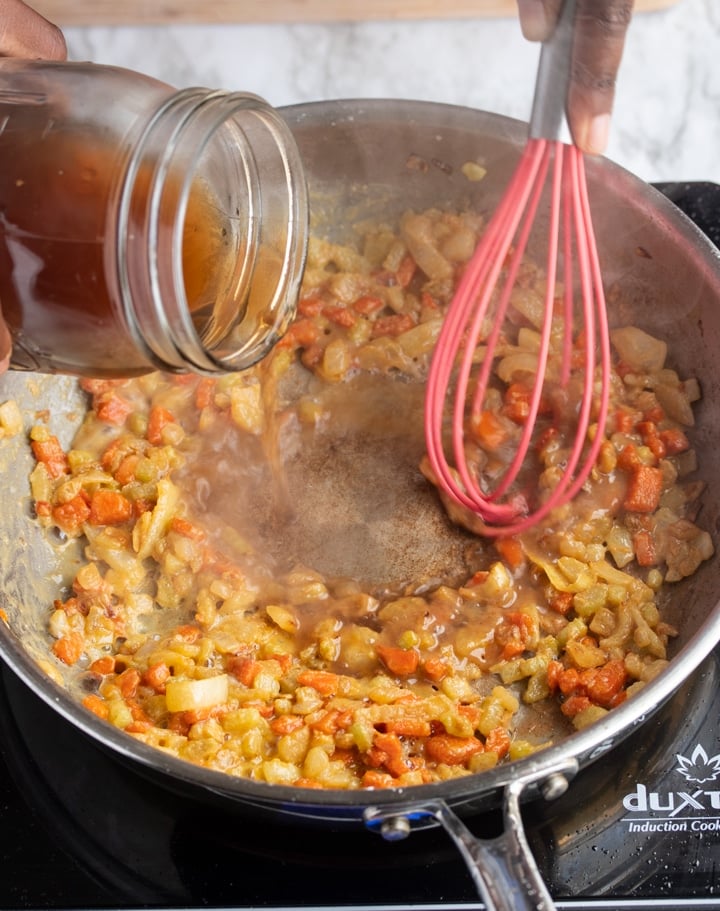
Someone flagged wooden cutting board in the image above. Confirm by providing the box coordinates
[34,0,682,26]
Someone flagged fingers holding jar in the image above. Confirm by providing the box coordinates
[518,0,634,156]
[0,0,66,59]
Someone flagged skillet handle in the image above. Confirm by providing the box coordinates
[364,757,578,911]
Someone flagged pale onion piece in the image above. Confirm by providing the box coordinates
[516,327,542,352]
[397,318,443,359]
[266,603,299,634]
[509,286,545,329]
[165,674,229,713]
[496,352,540,383]
[230,382,265,435]
[133,477,180,560]
[461,161,487,183]
[610,326,667,372]
[0,400,22,437]
[400,211,454,281]
[654,382,695,427]
[684,377,701,403]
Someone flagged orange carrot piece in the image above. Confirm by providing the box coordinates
[495,536,525,570]
[470,410,509,451]
[296,669,340,696]
[484,727,511,759]
[422,656,448,682]
[270,714,305,735]
[425,733,484,766]
[89,656,116,676]
[361,770,396,789]
[82,694,110,720]
[370,313,415,339]
[384,719,432,737]
[146,405,176,445]
[323,305,357,328]
[228,656,262,687]
[114,453,140,486]
[297,295,325,317]
[194,377,217,410]
[376,644,420,677]
[373,731,411,777]
[276,318,321,350]
[395,253,417,288]
[633,530,658,566]
[52,632,84,666]
[624,464,664,513]
[142,662,171,693]
[659,427,690,455]
[31,436,69,478]
[94,392,132,426]
[52,494,91,534]
[171,517,207,541]
[89,489,133,526]
[582,660,627,708]
[560,694,592,717]
[353,294,385,316]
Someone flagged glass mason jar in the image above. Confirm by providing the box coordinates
[0,59,308,377]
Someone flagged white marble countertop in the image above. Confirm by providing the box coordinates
[63,0,718,185]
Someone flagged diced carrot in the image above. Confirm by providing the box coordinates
[277,318,321,350]
[89,489,133,526]
[420,291,440,312]
[227,655,262,687]
[114,453,140,486]
[361,770,396,789]
[171,516,207,541]
[503,383,533,424]
[52,632,84,665]
[82,694,109,720]
[309,709,347,734]
[31,436,69,478]
[195,377,217,411]
[100,437,127,472]
[617,443,641,471]
[297,295,325,317]
[35,501,52,517]
[323,305,357,328]
[466,570,489,587]
[146,405,176,446]
[422,656,448,682]
[582,660,627,708]
[376,644,420,677]
[175,624,202,642]
[353,294,385,316]
[548,591,573,616]
[293,777,326,789]
[556,667,581,696]
[384,719,432,737]
[373,731,411,777]
[425,733,484,765]
[643,404,665,423]
[94,392,132,426]
[624,464,664,513]
[296,669,340,696]
[659,427,690,455]
[613,408,637,434]
[118,667,141,699]
[395,253,417,288]
[493,612,536,661]
[470,409,509,451]
[52,494,91,534]
[546,659,563,691]
[560,694,592,717]
[270,714,305,735]
[484,727,511,759]
[370,313,416,338]
[633,529,658,566]
[89,656,116,675]
[142,662,171,693]
[495,535,525,570]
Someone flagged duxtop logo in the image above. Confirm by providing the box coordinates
[621,743,720,833]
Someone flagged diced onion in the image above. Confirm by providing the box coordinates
[165,674,229,713]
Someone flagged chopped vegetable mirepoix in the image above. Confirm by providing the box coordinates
[29,208,713,789]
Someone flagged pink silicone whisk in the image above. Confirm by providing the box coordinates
[424,0,611,537]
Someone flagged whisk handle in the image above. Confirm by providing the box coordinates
[529,0,575,144]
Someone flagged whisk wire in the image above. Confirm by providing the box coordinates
[424,140,611,536]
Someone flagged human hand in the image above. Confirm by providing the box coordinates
[0,1,66,372]
[518,0,634,155]
[0,0,66,59]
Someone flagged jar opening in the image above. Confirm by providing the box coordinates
[117,89,308,374]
